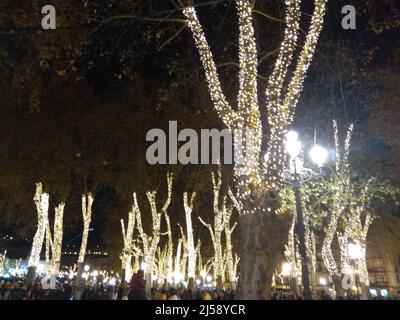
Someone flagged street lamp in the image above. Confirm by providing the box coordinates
[283,130,328,300]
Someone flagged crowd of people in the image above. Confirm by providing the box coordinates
[1,270,399,300]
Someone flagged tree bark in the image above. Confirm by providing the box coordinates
[236,212,289,299]
[26,266,37,288]
[333,275,344,299]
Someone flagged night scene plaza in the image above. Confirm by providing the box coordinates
[0,0,400,305]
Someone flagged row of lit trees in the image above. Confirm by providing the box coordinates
[26,183,93,287]
[280,121,398,299]
[119,169,239,291]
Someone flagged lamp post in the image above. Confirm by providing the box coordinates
[283,131,328,300]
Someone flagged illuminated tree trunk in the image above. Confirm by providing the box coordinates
[135,173,173,293]
[321,121,353,297]
[163,212,174,286]
[27,183,49,287]
[199,168,226,289]
[0,250,6,276]
[183,192,196,290]
[51,203,65,275]
[183,0,328,298]
[223,201,238,289]
[198,246,214,289]
[75,193,94,288]
[120,199,136,283]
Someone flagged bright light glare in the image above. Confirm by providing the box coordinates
[347,242,363,260]
[309,145,328,167]
[140,262,148,271]
[285,131,302,157]
[319,277,327,286]
[84,265,90,272]
[281,262,292,276]
[205,275,212,283]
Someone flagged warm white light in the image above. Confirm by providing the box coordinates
[309,145,328,167]
[348,242,363,260]
[196,279,201,285]
[281,262,292,276]
[285,131,302,157]
[84,265,90,272]
[206,275,212,283]
[319,277,327,286]
[92,270,99,277]
[286,130,298,142]
[140,262,148,271]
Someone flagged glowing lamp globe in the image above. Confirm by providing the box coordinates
[285,131,302,157]
[84,265,90,272]
[309,145,328,167]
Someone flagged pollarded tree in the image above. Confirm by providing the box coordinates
[0,250,6,276]
[183,0,328,298]
[198,168,227,290]
[26,183,49,287]
[134,172,173,288]
[320,120,354,296]
[120,197,136,283]
[183,191,196,289]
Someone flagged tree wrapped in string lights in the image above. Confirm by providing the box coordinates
[50,203,65,275]
[134,172,173,287]
[183,191,196,289]
[26,183,49,287]
[0,250,6,276]
[320,121,354,296]
[75,192,94,287]
[199,168,227,290]
[183,0,328,298]
[120,198,136,283]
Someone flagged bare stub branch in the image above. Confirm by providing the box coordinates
[182,5,238,129]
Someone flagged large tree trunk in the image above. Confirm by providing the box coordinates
[75,262,84,289]
[333,275,345,299]
[26,266,37,288]
[236,212,290,299]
